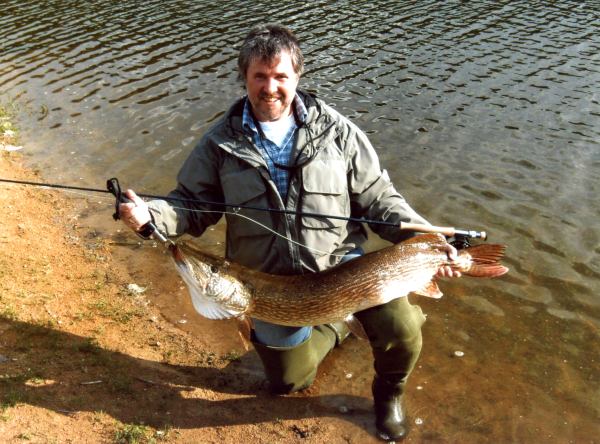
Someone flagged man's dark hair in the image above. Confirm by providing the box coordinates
[238,24,304,81]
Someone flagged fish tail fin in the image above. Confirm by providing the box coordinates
[462,244,509,277]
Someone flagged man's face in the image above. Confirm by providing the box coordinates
[245,50,300,122]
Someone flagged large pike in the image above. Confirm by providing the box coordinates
[170,233,508,326]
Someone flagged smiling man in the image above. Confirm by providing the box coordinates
[120,24,458,442]
[244,50,299,122]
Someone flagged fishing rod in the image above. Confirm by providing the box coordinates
[0,177,488,241]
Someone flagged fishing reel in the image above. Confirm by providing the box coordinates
[449,234,472,250]
[448,227,487,250]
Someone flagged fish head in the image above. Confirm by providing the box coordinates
[172,244,252,320]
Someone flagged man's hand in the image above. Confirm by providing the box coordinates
[435,243,462,278]
[119,189,152,232]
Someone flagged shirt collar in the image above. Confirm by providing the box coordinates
[242,93,308,135]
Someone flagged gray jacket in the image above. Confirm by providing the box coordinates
[149,91,428,274]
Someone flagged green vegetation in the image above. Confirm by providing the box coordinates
[220,350,242,363]
[0,99,18,143]
[1,389,23,412]
[87,298,143,324]
[114,423,150,444]
[0,301,18,321]
[113,423,174,444]
[0,372,27,421]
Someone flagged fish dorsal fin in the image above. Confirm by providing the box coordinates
[413,280,443,299]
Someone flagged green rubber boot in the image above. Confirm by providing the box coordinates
[326,321,351,345]
[354,296,427,441]
[372,375,407,441]
[252,325,337,393]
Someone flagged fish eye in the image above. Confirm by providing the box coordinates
[210,265,218,273]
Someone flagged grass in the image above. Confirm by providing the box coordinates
[88,298,143,324]
[220,350,242,363]
[113,423,174,444]
[0,303,19,321]
[0,374,27,421]
[114,423,150,444]
[1,389,23,412]
[0,99,18,143]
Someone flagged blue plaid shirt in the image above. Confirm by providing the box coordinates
[242,95,308,200]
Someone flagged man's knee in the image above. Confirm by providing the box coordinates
[355,297,426,351]
[252,325,335,393]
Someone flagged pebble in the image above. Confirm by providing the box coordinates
[453,350,465,357]
[338,405,349,414]
[177,319,188,324]
[415,418,424,425]
[345,372,353,379]
[127,283,146,294]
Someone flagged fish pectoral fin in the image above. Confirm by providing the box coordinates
[344,314,369,340]
[413,280,443,299]
[235,316,253,351]
[189,287,242,320]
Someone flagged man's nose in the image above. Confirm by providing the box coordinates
[265,77,278,94]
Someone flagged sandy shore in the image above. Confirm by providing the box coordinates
[0,146,388,443]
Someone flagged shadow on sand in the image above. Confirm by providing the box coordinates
[0,316,373,433]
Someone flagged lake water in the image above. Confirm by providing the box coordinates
[1,1,599,442]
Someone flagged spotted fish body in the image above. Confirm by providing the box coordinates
[171,233,508,326]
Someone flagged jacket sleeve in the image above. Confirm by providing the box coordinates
[147,136,224,237]
[344,119,430,243]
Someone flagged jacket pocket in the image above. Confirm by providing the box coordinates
[221,168,273,237]
[301,159,349,229]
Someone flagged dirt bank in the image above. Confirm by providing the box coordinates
[0,145,389,444]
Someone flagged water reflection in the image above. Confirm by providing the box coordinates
[1,0,599,440]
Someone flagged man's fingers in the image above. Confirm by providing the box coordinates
[436,264,462,279]
[445,244,458,261]
[125,189,145,206]
[118,189,151,230]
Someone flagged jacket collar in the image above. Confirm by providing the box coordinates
[215,90,338,168]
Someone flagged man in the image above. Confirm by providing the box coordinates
[120,24,458,441]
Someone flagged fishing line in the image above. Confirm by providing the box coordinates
[1,179,344,256]
[172,205,348,258]
[0,177,488,240]
[0,177,400,229]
